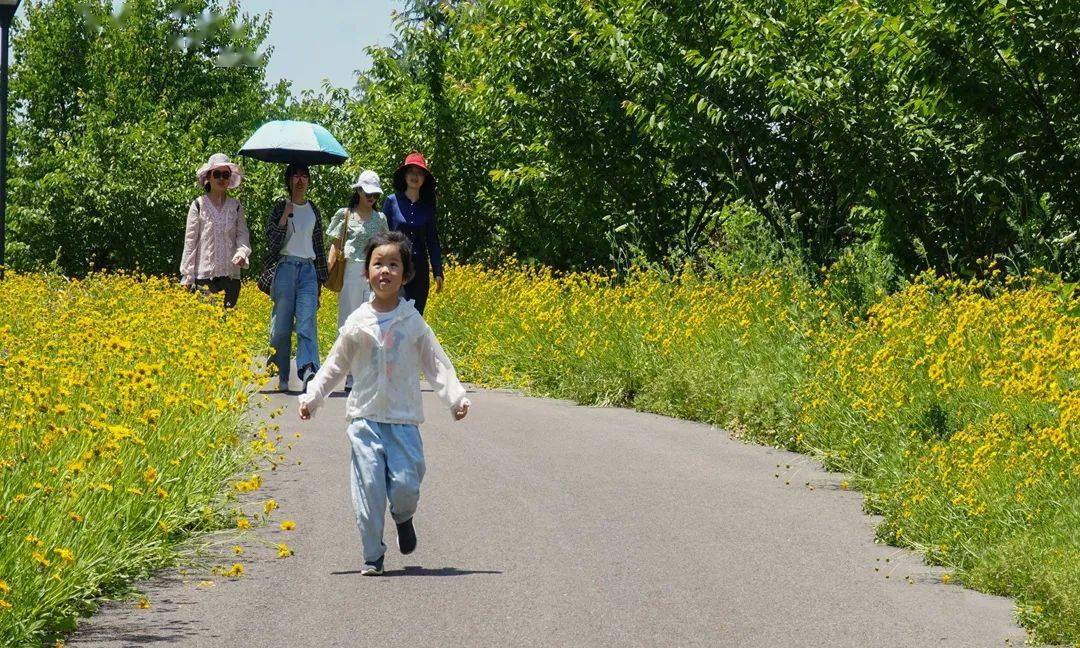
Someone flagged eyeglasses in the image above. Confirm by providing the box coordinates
[363,192,378,199]
[211,170,232,180]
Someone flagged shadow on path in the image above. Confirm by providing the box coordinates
[72,618,205,646]
[330,566,503,577]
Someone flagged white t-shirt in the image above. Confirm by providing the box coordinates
[281,202,317,259]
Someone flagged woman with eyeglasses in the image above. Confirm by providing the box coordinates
[180,153,251,308]
[265,163,329,393]
[325,170,389,392]
[382,151,444,316]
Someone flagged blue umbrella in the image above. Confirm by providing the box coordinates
[239,120,349,166]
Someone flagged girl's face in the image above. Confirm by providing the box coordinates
[368,244,405,300]
[405,168,425,190]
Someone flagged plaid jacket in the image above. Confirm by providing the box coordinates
[264,199,329,284]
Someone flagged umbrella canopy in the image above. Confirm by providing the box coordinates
[239,120,349,166]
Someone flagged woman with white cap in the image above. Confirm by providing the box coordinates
[325,170,389,391]
[180,153,251,308]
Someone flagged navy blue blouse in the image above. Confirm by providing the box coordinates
[382,192,444,277]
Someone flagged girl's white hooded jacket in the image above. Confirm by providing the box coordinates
[298,298,469,423]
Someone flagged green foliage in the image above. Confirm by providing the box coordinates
[8,0,287,276]
[339,0,1079,279]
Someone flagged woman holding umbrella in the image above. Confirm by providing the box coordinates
[264,163,328,393]
[240,120,347,391]
[381,151,445,315]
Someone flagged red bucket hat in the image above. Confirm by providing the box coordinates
[393,151,437,195]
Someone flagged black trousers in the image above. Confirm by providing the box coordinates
[404,260,431,315]
[193,276,242,308]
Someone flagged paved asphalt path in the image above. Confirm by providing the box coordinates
[70,381,1027,647]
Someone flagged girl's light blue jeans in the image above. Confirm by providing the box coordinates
[347,418,426,563]
[269,255,320,383]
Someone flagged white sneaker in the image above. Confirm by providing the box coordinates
[301,365,317,394]
[360,555,384,576]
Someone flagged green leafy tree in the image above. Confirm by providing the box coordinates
[344,0,1079,278]
[9,0,287,275]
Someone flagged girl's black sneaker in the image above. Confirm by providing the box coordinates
[396,518,417,555]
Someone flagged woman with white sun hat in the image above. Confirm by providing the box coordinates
[180,153,251,308]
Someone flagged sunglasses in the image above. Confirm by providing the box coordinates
[363,192,379,199]
[211,170,232,180]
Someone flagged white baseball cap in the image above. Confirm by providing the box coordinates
[351,169,383,195]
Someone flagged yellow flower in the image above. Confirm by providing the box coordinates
[279,520,296,531]
[236,517,252,530]
[143,466,158,484]
[263,499,278,515]
[0,580,10,594]
[54,548,75,564]
[225,563,244,578]
[0,599,11,610]
[136,597,151,609]
[276,543,293,559]
[32,552,51,568]
[232,545,244,555]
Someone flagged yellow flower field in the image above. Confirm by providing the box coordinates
[0,273,269,645]
[424,263,1079,645]
[2,264,1076,645]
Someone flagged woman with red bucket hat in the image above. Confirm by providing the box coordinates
[381,151,445,315]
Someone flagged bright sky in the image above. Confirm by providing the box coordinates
[238,0,402,95]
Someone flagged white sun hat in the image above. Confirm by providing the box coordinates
[351,169,383,195]
[196,153,244,189]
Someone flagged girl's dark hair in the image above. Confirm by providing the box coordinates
[203,182,212,193]
[283,163,310,194]
[364,230,415,284]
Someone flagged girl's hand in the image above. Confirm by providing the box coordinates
[453,401,469,421]
[298,403,311,420]
[232,252,249,268]
[435,276,444,293]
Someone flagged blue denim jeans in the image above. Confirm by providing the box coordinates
[269,256,320,383]
[347,418,426,563]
